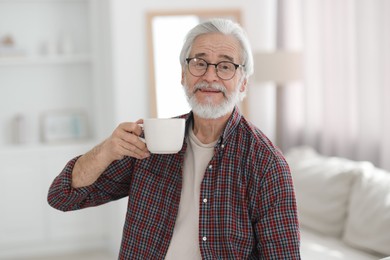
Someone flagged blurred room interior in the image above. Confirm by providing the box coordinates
[0,0,389,259]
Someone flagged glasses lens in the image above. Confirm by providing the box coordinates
[216,62,236,80]
[188,58,207,76]
[187,58,238,80]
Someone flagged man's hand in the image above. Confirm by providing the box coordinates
[71,119,150,188]
[100,119,150,161]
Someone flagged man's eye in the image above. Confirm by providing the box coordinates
[196,62,207,68]
[219,63,233,71]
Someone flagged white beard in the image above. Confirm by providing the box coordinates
[183,80,242,119]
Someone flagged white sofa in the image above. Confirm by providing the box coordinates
[285,147,390,260]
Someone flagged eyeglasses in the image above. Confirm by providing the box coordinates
[185,57,245,80]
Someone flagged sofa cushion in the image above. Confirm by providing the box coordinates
[285,146,361,237]
[342,164,390,256]
[300,227,382,260]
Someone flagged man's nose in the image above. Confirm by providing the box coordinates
[203,64,219,80]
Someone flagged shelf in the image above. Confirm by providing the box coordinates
[0,0,87,4]
[0,139,96,153]
[0,54,91,66]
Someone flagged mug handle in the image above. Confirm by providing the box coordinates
[137,123,146,143]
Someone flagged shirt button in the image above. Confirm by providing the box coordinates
[203,198,207,203]
[202,236,207,241]
[221,144,225,149]
[208,165,212,170]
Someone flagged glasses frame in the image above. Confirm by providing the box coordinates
[185,57,245,80]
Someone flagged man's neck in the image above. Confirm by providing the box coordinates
[192,112,232,144]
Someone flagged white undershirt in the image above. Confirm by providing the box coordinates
[165,126,217,260]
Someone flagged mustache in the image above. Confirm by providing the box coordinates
[193,82,227,96]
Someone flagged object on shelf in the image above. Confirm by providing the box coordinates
[42,39,59,56]
[0,34,26,57]
[41,33,75,56]
[2,35,14,46]
[40,110,89,143]
[11,114,28,144]
[59,34,74,55]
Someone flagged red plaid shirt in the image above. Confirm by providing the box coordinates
[48,108,300,259]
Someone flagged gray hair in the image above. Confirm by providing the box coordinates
[179,18,254,79]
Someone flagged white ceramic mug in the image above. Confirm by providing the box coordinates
[142,118,185,154]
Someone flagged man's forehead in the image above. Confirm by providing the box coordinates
[193,53,235,62]
[191,33,241,61]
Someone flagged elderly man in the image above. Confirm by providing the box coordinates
[48,18,300,259]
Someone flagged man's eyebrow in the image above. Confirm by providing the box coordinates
[219,54,235,62]
[193,53,235,62]
[193,53,206,58]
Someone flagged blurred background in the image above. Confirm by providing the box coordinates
[0,0,389,259]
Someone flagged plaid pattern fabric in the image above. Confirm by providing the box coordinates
[48,107,301,259]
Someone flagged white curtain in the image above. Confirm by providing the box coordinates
[279,0,390,171]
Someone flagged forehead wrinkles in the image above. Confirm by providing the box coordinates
[191,34,241,62]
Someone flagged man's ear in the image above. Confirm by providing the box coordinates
[181,70,185,85]
[240,78,248,93]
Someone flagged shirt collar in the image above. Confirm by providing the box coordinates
[179,106,243,145]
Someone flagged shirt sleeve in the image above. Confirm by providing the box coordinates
[253,155,301,259]
[47,156,134,212]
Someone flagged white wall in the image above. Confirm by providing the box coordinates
[105,0,278,253]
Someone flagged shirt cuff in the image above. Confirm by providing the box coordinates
[59,156,95,199]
